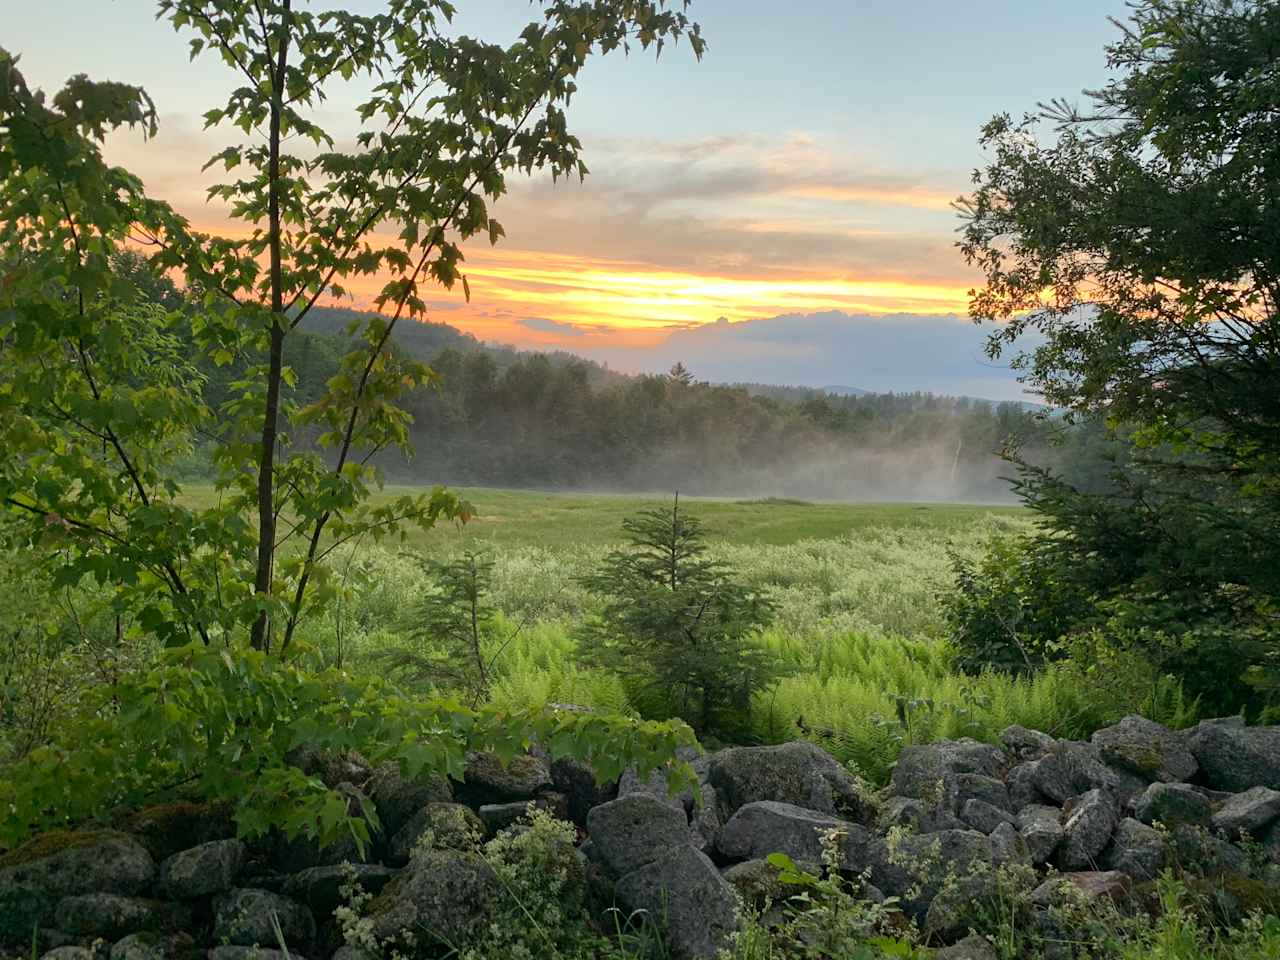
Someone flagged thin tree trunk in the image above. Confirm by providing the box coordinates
[250,4,292,653]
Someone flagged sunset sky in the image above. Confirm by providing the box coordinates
[9,1,1128,397]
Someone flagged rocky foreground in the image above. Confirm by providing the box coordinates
[3,715,1280,960]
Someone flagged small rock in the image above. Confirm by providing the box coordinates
[990,821,1031,865]
[1006,762,1046,809]
[1017,807,1065,866]
[367,850,497,951]
[0,832,156,898]
[1134,782,1212,828]
[1210,786,1280,839]
[1059,789,1118,870]
[879,796,965,833]
[1000,725,1057,760]
[586,793,691,877]
[890,740,1005,802]
[281,864,399,915]
[455,750,553,805]
[53,894,191,941]
[690,783,722,853]
[722,858,794,907]
[1187,721,1280,792]
[387,802,484,864]
[366,761,453,839]
[715,801,856,864]
[551,757,619,827]
[862,830,993,920]
[1031,871,1131,906]
[208,949,304,960]
[961,798,1017,835]
[954,773,1012,813]
[109,932,169,960]
[708,741,871,822]
[1101,818,1165,881]
[1169,824,1248,876]
[41,949,95,960]
[213,888,315,948]
[159,839,246,899]
[1092,715,1197,783]
[115,803,235,862]
[936,934,1000,960]
[615,844,740,960]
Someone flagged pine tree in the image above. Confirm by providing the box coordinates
[580,497,782,736]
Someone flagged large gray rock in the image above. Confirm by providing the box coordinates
[1210,786,1280,839]
[0,832,155,898]
[954,774,1012,813]
[860,830,993,920]
[1000,725,1057,761]
[721,859,795,908]
[1092,715,1197,783]
[936,934,1000,960]
[989,820,1031,866]
[0,885,55,945]
[715,801,854,864]
[108,932,178,960]
[52,895,191,940]
[1169,824,1248,876]
[890,740,1005,803]
[212,888,315,948]
[551,757,619,827]
[455,750,553,805]
[1031,871,1131,906]
[1187,720,1280,792]
[367,761,453,838]
[281,864,399,915]
[1006,762,1047,810]
[209,950,305,960]
[614,844,740,960]
[1035,743,1149,809]
[1134,782,1212,827]
[1017,806,1065,866]
[690,783,721,853]
[708,741,871,822]
[40,950,95,960]
[158,839,245,899]
[587,794,691,877]
[367,851,497,951]
[879,796,965,833]
[387,802,483,864]
[1058,789,1119,870]
[961,799,1017,835]
[618,747,703,814]
[1101,818,1165,881]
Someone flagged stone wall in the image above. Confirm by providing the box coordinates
[3,717,1279,960]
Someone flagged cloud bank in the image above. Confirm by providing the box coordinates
[573,311,1038,401]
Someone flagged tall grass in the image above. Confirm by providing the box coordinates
[304,514,1193,783]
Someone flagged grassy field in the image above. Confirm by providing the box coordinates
[255,485,1190,781]
[183,483,1025,550]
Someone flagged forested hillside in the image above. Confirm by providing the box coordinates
[152,282,1114,500]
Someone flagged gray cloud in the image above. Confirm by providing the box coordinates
[520,316,590,337]
[575,311,1041,402]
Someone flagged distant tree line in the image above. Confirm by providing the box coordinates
[116,252,1116,500]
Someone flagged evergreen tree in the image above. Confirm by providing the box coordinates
[579,497,782,736]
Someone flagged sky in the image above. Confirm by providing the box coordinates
[7,0,1129,398]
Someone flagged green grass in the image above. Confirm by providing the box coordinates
[273,488,1192,782]
[180,483,1026,551]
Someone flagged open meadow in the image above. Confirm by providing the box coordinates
[205,486,1187,783]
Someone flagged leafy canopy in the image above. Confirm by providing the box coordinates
[958,0,1280,713]
[0,0,705,845]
